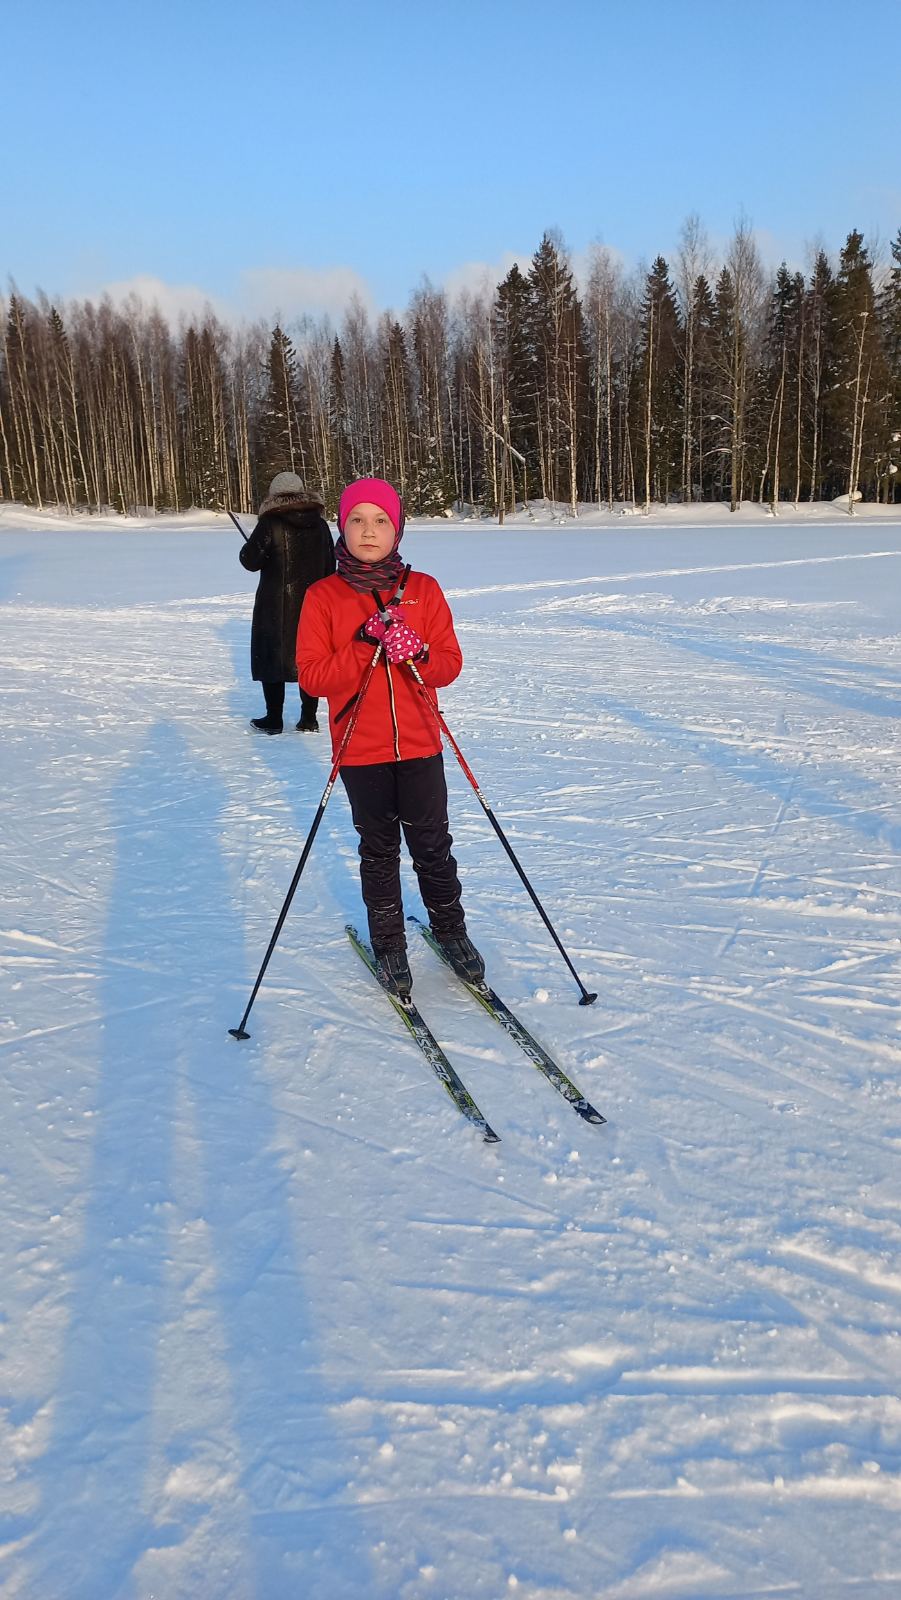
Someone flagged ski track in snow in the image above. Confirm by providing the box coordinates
[0,518,900,1598]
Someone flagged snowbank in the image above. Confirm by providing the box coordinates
[2,496,900,535]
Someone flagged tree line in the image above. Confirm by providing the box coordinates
[1,219,899,518]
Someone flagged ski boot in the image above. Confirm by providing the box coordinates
[374,944,413,1001]
[434,931,485,985]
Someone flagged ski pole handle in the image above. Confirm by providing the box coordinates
[370,566,412,622]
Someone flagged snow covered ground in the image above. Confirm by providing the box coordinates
[1,506,900,1599]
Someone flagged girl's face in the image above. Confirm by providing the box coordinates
[344,503,397,563]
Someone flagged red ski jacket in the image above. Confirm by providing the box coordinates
[296,570,463,766]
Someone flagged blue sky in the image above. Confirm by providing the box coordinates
[5,0,899,321]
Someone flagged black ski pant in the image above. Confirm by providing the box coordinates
[262,681,319,722]
[340,753,466,953]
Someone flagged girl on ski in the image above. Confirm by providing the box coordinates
[296,476,484,999]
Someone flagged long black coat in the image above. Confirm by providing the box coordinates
[239,508,336,681]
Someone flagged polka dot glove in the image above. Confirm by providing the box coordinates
[361,607,427,663]
[361,605,400,645]
[383,616,427,664]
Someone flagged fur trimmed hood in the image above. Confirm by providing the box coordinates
[257,489,326,518]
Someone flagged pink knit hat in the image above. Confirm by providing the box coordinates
[338,477,404,538]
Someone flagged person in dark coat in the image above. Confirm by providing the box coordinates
[239,471,336,733]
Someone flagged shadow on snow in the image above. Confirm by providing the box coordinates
[24,721,373,1600]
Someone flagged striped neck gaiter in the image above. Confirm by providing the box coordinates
[335,535,405,596]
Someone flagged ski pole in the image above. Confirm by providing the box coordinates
[423,676,596,1005]
[370,593,597,1006]
[229,642,383,1040]
[228,509,249,541]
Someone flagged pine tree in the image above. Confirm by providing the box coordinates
[636,256,683,506]
[257,324,303,492]
[803,250,834,500]
[326,336,351,513]
[690,274,717,499]
[711,267,736,502]
[528,233,587,510]
[409,285,455,514]
[45,305,85,507]
[3,294,43,505]
[228,323,262,514]
[710,224,764,510]
[756,264,804,507]
[825,231,888,507]
[0,303,13,502]
[876,229,901,502]
[379,317,414,496]
[882,229,901,391]
[182,323,230,509]
[493,263,537,505]
[340,298,377,479]
[452,293,495,512]
[411,435,451,516]
[675,215,710,503]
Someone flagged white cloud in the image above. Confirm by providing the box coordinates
[92,266,377,328]
[442,251,531,300]
[571,241,628,290]
[700,224,807,277]
[98,274,227,323]
[237,265,376,323]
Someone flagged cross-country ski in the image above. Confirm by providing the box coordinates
[410,916,606,1124]
[347,924,500,1144]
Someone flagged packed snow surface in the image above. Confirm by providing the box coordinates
[1,506,900,1599]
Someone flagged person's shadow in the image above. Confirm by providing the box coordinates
[221,615,375,932]
[22,722,373,1599]
[0,549,33,602]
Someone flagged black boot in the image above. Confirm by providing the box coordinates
[298,694,319,732]
[374,944,413,1000]
[433,930,485,984]
[256,681,285,733]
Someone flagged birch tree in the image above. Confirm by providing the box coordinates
[676,214,710,502]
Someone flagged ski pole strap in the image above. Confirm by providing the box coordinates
[334,690,361,726]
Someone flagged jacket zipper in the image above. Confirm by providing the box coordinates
[385,658,401,760]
